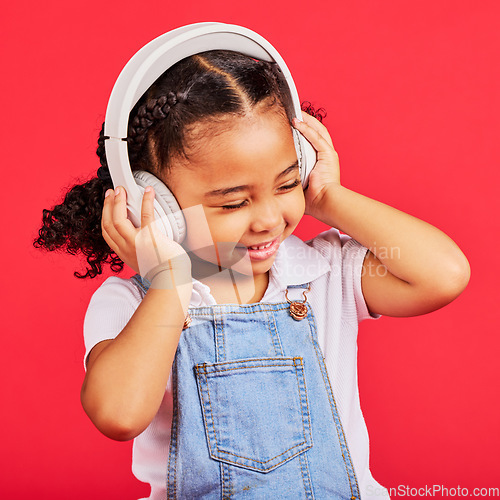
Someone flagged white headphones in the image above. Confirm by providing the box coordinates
[104,22,317,243]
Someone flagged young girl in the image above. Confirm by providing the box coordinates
[34,25,470,499]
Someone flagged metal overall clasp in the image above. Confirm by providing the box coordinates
[285,283,311,320]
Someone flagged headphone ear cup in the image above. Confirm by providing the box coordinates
[133,170,187,243]
[293,128,317,188]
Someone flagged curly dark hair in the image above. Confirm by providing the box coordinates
[33,50,327,279]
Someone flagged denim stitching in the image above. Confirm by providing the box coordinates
[226,461,232,500]
[188,305,291,317]
[214,310,226,363]
[310,331,355,497]
[293,358,312,448]
[198,363,218,458]
[197,363,302,374]
[299,451,315,499]
[219,462,225,500]
[267,310,285,356]
[197,409,310,465]
[207,446,313,473]
[220,310,226,362]
[214,310,220,363]
[315,331,360,499]
[166,361,179,500]
[196,363,219,462]
[315,344,360,499]
[214,443,308,464]
[306,307,360,499]
[195,357,297,370]
[194,358,313,469]
[221,461,232,499]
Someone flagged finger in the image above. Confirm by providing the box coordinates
[101,189,125,250]
[139,186,163,260]
[111,186,137,242]
[137,186,170,262]
[299,112,334,148]
[293,117,336,156]
[141,186,156,230]
[299,111,334,148]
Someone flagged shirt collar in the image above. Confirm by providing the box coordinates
[269,234,330,291]
[190,235,330,305]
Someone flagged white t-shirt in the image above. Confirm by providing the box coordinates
[84,228,390,499]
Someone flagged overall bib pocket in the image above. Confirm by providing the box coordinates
[194,356,313,473]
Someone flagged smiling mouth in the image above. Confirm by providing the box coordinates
[237,236,281,261]
[240,236,281,250]
[248,241,274,250]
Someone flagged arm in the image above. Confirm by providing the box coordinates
[294,114,470,318]
[81,186,192,441]
[81,286,189,441]
[317,185,470,317]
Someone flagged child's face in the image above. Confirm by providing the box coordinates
[164,110,305,281]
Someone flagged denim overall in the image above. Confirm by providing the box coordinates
[132,275,360,499]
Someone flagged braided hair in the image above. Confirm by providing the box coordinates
[33,50,326,279]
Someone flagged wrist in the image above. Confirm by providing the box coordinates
[307,183,344,223]
[144,257,192,290]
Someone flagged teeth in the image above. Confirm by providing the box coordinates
[249,241,273,250]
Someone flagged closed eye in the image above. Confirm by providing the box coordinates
[221,179,301,210]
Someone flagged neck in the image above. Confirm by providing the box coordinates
[189,254,269,304]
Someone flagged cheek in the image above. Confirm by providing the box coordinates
[288,188,306,221]
[185,213,250,270]
[205,211,243,240]
[181,205,216,250]
[183,210,241,254]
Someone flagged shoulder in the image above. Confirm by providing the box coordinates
[304,227,343,250]
[84,275,144,332]
[86,275,144,309]
[83,276,144,366]
[305,227,370,268]
[304,228,382,322]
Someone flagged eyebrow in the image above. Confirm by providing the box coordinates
[204,161,299,199]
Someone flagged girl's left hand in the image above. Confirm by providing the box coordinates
[293,112,341,219]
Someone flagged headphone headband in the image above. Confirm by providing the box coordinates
[104,23,291,138]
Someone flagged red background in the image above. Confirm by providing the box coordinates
[2,0,499,498]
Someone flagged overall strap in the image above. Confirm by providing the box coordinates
[130,273,150,295]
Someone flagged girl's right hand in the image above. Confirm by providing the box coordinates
[101,185,191,285]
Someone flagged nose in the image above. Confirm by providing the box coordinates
[249,198,284,234]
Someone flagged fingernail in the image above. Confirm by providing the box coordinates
[105,189,112,198]
[115,187,121,196]
[145,186,152,193]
